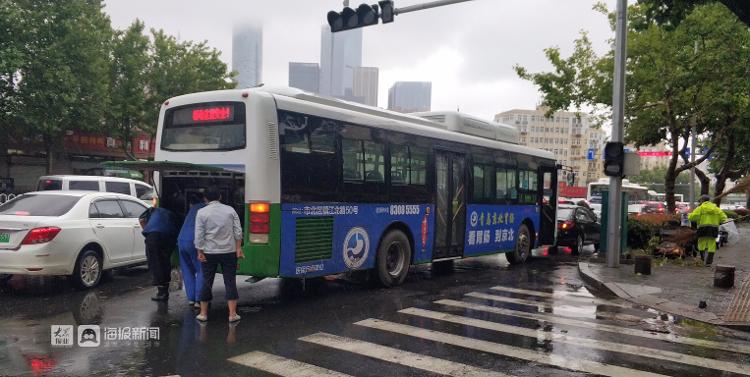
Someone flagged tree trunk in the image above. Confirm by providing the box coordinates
[713,133,736,205]
[695,168,710,196]
[44,141,53,175]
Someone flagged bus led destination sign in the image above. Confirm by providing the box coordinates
[191,106,233,122]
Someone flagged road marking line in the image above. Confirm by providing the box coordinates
[401,307,750,375]
[227,351,352,377]
[469,291,631,310]
[490,286,619,304]
[300,332,508,377]
[355,318,668,377]
[436,299,750,355]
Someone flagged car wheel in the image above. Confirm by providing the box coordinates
[374,230,411,288]
[507,224,531,265]
[72,249,103,290]
[573,235,584,256]
[594,243,601,252]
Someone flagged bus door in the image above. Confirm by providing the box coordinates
[433,151,466,259]
[538,165,557,245]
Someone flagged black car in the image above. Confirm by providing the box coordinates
[557,205,601,255]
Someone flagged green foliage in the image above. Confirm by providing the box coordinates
[515,3,750,213]
[723,209,738,219]
[0,1,235,170]
[627,217,658,249]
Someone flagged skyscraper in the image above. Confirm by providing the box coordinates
[319,26,362,98]
[353,67,379,107]
[289,63,320,94]
[232,24,263,88]
[388,82,432,113]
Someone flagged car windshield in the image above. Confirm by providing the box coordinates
[557,208,574,220]
[0,194,80,216]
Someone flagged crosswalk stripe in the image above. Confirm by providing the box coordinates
[436,299,750,355]
[300,332,508,377]
[356,318,669,377]
[227,351,352,377]
[491,286,621,305]
[468,291,631,311]
[400,307,750,375]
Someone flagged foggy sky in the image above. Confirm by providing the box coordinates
[104,0,617,120]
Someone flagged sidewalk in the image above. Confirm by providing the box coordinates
[579,224,750,330]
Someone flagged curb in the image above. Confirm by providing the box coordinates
[577,261,750,332]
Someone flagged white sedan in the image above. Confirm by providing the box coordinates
[0,191,150,289]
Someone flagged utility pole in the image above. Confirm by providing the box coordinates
[606,0,628,268]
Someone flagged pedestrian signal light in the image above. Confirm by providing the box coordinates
[604,142,625,177]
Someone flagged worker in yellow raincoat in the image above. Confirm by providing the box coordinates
[688,195,727,266]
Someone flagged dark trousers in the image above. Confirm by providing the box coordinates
[145,232,176,287]
[199,252,239,302]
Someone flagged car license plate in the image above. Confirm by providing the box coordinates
[0,233,9,243]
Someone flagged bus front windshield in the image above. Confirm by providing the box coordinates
[161,102,246,151]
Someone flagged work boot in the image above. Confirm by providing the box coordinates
[151,285,169,301]
[706,253,714,266]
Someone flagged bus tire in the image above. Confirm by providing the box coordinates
[374,230,411,288]
[507,224,531,265]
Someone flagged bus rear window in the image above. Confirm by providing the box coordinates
[161,102,246,151]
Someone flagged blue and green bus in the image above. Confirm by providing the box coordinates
[113,86,558,287]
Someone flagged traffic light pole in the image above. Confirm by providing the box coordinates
[606,0,627,268]
[395,0,475,15]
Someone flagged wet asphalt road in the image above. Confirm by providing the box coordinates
[1,252,750,377]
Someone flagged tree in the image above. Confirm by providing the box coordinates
[14,0,112,173]
[638,0,750,28]
[629,166,692,185]
[515,3,750,212]
[0,1,28,176]
[143,30,236,135]
[109,20,149,159]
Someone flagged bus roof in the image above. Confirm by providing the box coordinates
[263,86,555,162]
[162,86,555,162]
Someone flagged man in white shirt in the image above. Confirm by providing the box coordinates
[194,188,244,323]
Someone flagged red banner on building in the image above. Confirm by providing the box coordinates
[638,151,671,157]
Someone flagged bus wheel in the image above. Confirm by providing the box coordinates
[507,224,531,265]
[374,230,412,287]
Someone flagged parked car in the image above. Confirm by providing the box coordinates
[557,205,601,255]
[37,175,153,200]
[640,201,666,214]
[0,191,149,289]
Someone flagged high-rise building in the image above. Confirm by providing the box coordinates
[232,24,263,88]
[289,62,320,94]
[353,67,379,106]
[319,26,362,98]
[388,82,432,113]
[494,106,606,187]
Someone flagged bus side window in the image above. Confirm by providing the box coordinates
[342,139,364,181]
[363,141,384,183]
[390,144,409,185]
[409,146,428,186]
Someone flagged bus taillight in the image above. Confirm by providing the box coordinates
[249,202,270,244]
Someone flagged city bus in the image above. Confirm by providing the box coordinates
[648,190,683,202]
[587,178,649,215]
[108,87,558,287]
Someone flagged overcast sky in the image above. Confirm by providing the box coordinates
[104,0,617,121]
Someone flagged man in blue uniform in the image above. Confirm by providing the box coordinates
[140,198,179,301]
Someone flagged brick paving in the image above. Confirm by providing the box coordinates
[579,224,750,328]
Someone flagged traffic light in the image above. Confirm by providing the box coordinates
[603,142,625,177]
[328,3,387,32]
[379,0,395,23]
